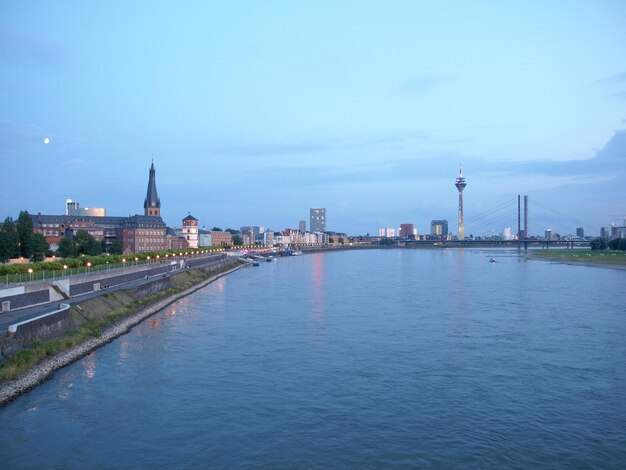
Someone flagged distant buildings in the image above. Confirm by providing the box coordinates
[299,220,306,233]
[600,227,609,239]
[379,228,395,238]
[576,227,584,238]
[66,199,105,217]
[430,220,448,239]
[399,224,414,239]
[310,208,326,232]
[198,228,212,247]
[210,230,233,247]
[32,163,168,253]
[167,228,189,250]
[182,214,199,248]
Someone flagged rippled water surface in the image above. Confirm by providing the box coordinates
[1,249,625,468]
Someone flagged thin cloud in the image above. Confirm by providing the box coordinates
[0,29,73,68]
[64,159,84,170]
[607,91,626,100]
[208,132,431,159]
[596,71,626,84]
[403,75,452,93]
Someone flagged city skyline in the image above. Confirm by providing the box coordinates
[1,1,625,235]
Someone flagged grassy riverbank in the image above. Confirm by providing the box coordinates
[0,264,236,384]
[528,249,626,266]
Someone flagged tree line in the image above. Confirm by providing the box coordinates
[0,211,49,262]
[590,237,626,251]
[0,211,127,263]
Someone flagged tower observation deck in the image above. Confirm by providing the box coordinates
[455,163,467,240]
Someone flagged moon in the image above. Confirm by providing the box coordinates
[43,137,50,144]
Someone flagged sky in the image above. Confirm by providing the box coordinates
[1,0,625,236]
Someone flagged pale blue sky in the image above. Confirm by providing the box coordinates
[1,1,625,235]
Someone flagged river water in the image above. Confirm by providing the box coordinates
[1,248,625,468]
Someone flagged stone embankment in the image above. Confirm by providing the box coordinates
[0,262,245,407]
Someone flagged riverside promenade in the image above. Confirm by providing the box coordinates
[0,253,227,333]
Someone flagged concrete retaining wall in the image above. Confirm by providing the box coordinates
[0,307,73,358]
[69,264,173,296]
[0,259,241,362]
[0,290,50,311]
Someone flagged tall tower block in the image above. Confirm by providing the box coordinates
[144,161,161,217]
[455,163,467,240]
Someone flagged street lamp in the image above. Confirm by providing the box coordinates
[28,268,33,282]
[63,264,68,276]
[134,257,139,266]
[87,262,92,273]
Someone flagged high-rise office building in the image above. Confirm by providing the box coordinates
[299,220,306,233]
[431,220,448,239]
[310,208,326,232]
[399,224,414,239]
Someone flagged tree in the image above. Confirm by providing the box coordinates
[76,230,102,255]
[329,237,335,244]
[107,239,123,255]
[379,237,394,246]
[16,211,33,257]
[232,235,243,246]
[0,217,18,261]
[57,237,78,258]
[590,237,607,251]
[0,232,13,262]
[211,227,222,231]
[608,238,626,251]
[338,237,345,244]
[225,228,239,235]
[27,233,49,262]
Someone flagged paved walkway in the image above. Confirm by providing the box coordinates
[0,256,227,333]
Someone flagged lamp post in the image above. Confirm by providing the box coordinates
[63,264,68,277]
[28,268,33,282]
[87,262,91,274]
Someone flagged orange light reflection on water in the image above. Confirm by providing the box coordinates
[311,252,326,336]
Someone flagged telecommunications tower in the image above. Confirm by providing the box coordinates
[455,163,467,240]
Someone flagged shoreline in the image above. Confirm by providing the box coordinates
[0,263,245,407]
[524,251,626,271]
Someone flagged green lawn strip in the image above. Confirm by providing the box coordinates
[530,249,626,265]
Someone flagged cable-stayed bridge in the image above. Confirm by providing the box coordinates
[402,195,598,249]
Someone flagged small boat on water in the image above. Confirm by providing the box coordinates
[293,250,303,256]
[489,258,496,263]
[265,257,273,262]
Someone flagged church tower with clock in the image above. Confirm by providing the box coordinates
[144,161,161,217]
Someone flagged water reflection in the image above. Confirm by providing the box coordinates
[311,252,326,336]
[83,352,97,380]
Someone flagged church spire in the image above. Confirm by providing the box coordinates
[144,161,161,217]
